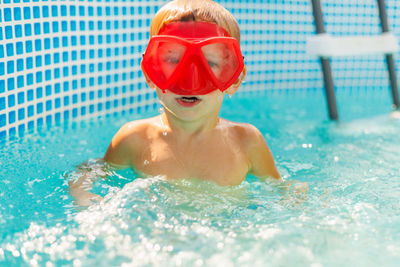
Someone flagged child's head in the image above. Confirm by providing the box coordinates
[142,0,246,98]
[150,0,241,42]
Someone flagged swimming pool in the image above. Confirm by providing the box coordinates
[2,0,400,265]
[1,88,399,266]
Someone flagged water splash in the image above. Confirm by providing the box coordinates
[4,174,398,266]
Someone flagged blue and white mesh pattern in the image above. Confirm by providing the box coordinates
[0,0,162,138]
[222,0,320,91]
[1,0,400,137]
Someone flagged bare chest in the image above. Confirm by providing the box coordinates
[132,137,250,186]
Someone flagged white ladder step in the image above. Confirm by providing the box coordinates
[306,32,399,57]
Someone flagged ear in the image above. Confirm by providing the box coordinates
[225,65,247,95]
[141,60,157,90]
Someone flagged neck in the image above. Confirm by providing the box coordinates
[161,110,220,139]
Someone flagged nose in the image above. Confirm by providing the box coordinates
[178,60,203,92]
[189,63,200,88]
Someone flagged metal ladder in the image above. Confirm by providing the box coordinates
[307,0,400,120]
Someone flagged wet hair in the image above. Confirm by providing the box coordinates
[149,0,241,42]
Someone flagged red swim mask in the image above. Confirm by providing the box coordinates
[141,21,244,95]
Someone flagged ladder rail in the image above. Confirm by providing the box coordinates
[377,0,400,109]
[310,0,338,120]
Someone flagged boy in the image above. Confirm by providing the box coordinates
[70,0,291,206]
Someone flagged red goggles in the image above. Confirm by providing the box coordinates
[141,21,244,95]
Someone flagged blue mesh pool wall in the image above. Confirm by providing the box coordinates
[1,0,400,138]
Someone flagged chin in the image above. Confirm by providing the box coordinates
[173,109,206,122]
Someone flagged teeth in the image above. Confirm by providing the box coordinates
[181,97,198,103]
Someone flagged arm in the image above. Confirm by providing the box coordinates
[245,124,282,182]
[68,159,110,206]
[69,123,136,206]
[245,125,308,204]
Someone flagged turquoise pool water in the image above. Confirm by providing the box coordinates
[1,89,399,266]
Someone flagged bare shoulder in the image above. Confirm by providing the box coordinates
[103,116,161,168]
[219,118,264,146]
[113,117,159,143]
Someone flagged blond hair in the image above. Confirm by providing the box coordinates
[150,0,241,42]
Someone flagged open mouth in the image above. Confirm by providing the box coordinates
[176,96,202,107]
[180,96,200,103]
